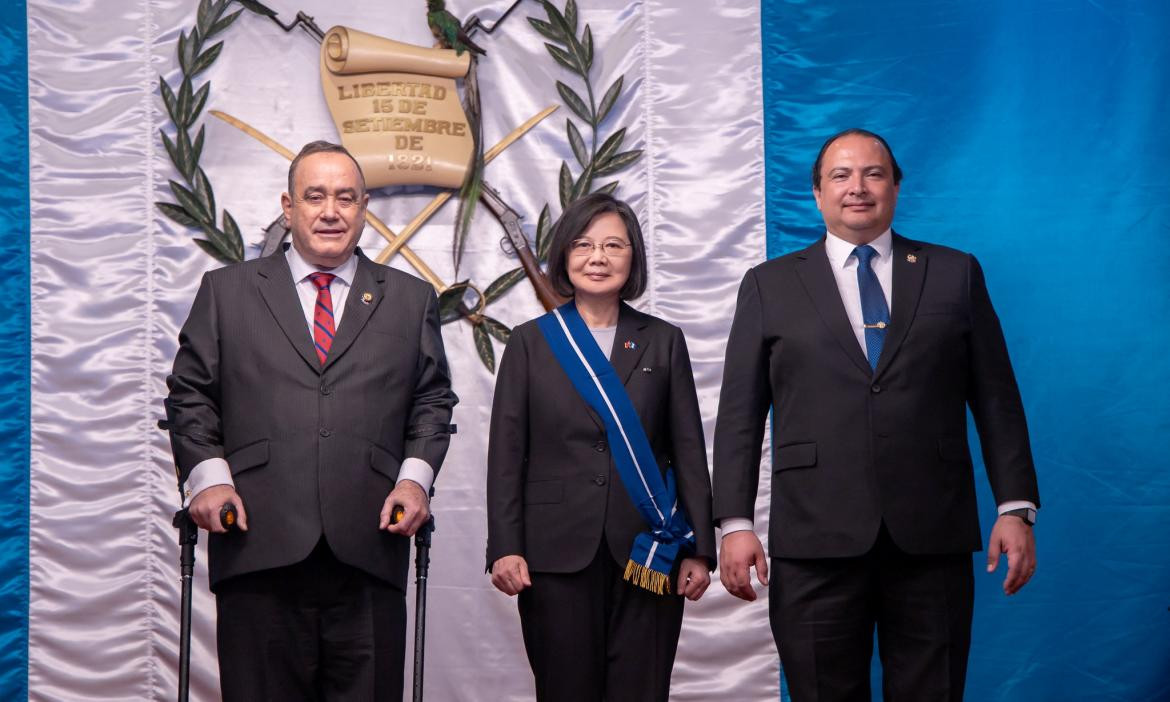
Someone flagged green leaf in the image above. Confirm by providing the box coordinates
[192,166,216,223]
[196,0,216,38]
[566,119,588,169]
[191,125,205,168]
[156,201,203,229]
[190,41,223,77]
[176,78,193,128]
[160,130,181,172]
[595,149,643,176]
[199,222,235,261]
[563,32,590,81]
[188,82,210,126]
[596,75,624,125]
[542,1,574,45]
[481,316,512,344]
[593,181,620,196]
[209,8,244,37]
[571,163,593,202]
[558,161,573,210]
[193,238,235,264]
[473,323,496,373]
[484,267,526,305]
[545,43,582,76]
[595,127,626,166]
[535,203,553,261]
[235,0,277,18]
[168,180,210,222]
[438,281,470,324]
[564,0,578,35]
[556,81,592,125]
[582,25,593,71]
[527,17,562,43]
[159,78,179,124]
[180,135,198,181]
[178,31,197,75]
[222,209,245,260]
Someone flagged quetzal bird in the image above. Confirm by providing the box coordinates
[427,1,485,275]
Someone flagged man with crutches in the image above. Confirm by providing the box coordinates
[163,140,457,701]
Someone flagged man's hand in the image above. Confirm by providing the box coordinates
[677,557,711,601]
[490,555,532,596]
[380,479,430,536]
[188,484,247,533]
[719,530,768,601]
[986,513,1036,595]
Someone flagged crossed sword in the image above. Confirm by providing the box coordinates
[211,105,565,319]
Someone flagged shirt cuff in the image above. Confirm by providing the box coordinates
[397,457,435,496]
[720,517,754,535]
[181,457,234,507]
[997,500,1038,522]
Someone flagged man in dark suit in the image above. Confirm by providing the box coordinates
[165,140,457,701]
[713,129,1039,701]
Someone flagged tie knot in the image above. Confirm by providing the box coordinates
[308,272,335,291]
[853,245,878,268]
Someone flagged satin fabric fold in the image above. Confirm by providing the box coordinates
[27,1,768,699]
[0,2,30,700]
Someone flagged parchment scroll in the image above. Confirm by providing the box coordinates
[321,26,473,189]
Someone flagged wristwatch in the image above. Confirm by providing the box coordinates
[1002,507,1036,527]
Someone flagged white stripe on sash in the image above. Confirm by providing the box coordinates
[552,309,666,524]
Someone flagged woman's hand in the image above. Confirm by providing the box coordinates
[490,555,532,596]
[676,557,711,601]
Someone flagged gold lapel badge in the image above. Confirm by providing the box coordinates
[906,254,918,263]
[361,292,373,305]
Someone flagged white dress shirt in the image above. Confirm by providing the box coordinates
[721,230,1034,536]
[181,244,435,505]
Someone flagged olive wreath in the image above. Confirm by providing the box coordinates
[156,0,642,371]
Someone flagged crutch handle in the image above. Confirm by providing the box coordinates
[219,503,238,531]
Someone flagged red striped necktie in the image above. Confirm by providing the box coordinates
[308,272,336,366]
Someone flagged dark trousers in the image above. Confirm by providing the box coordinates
[517,543,685,702]
[215,538,406,702]
[769,526,974,702]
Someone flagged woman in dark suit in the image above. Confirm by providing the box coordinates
[486,193,715,702]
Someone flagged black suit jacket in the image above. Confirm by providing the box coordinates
[712,234,1039,558]
[165,249,457,590]
[486,303,716,573]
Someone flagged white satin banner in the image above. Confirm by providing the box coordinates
[27,1,772,699]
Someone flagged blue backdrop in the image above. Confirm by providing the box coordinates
[761,1,1170,699]
[0,2,28,700]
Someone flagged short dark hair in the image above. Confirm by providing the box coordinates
[811,128,903,189]
[546,192,648,301]
[287,140,366,196]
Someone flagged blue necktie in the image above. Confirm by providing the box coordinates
[854,245,890,370]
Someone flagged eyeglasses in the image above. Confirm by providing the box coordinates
[569,239,632,257]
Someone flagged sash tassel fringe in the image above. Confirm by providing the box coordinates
[624,559,671,595]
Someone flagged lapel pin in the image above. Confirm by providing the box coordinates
[623,340,637,350]
[361,292,373,304]
[906,254,918,263]
[641,367,652,373]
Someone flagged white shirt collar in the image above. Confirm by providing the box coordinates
[824,228,893,269]
[285,243,357,286]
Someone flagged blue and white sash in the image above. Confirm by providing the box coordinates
[537,302,695,595]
